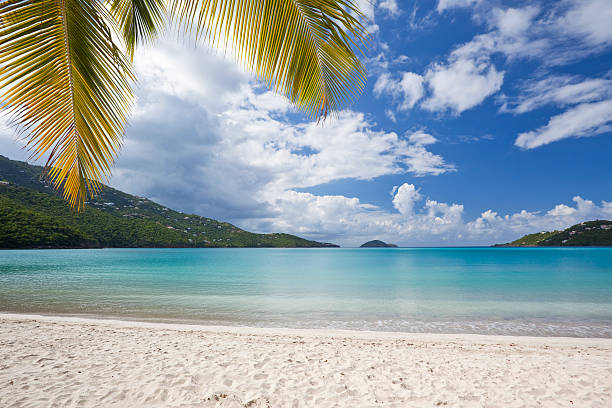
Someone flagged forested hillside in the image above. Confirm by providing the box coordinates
[0,155,338,249]
[496,220,612,247]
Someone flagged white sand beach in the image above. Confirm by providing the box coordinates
[1,314,611,408]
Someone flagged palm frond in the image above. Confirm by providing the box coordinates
[171,0,368,117]
[110,0,166,59]
[0,0,134,209]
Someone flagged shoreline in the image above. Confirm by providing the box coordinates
[2,313,611,407]
[2,312,611,345]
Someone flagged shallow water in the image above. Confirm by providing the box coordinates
[1,247,611,337]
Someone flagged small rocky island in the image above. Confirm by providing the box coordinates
[360,240,398,248]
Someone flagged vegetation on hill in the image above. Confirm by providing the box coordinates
[496,231,560,247]
[496,220,612,247]
[0,155,338,249]
[360,240,398,248]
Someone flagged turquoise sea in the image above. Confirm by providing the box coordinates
[1,248,611,337]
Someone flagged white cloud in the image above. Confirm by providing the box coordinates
[547,204,577,217]
[515,99,612,149]
[255,191,374,239]
[488,6,539,38]
[501,75,612,114]
[437,0,480,13]
[406,3,436,31]
[408,131,437,146]
[244,183,467,245]
[375,5,549,116]
[373,72,425,110]
[446,2,611,65]
[451,6,547,62]
[0,118,29,162]
[354,0,379,33]
[560,0,612,47]
[402,133,454,176]
[384,109,397,122]
[245,183,612,246]
[422,58,504,114]
[467,196,612,244]
[219,102,455,191]
[100,40,455,223]
[392,183,421,215]
[379,0,399,16]
[426,1,612,139]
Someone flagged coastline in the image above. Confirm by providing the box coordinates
[2,312,612,344]
[2,313,611,407]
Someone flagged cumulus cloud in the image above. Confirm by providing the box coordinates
[547,204,577,217]
[219,101,455,189]
[488,6,538,37]
[244,182,612,246]
[467,196,612,243]
[373,72,425,110]
[422,58,503,114]
[515,100,612,149]
[92,40,455,225]
[379,0,400,16]
[392,183,421,215]
[380,6,539,115]
[374,5,553,116]
[243,183,467,245]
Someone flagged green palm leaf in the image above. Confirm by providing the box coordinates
[171,0,368,116]
[0,0,134,209]
[110,0,167,59]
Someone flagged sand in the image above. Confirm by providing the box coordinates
[1,314,611,407]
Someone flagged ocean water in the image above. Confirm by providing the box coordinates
[1,248,611,337]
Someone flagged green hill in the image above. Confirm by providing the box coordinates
[360,240,398,248]
[496,220,612,247]
[0,155,339,249]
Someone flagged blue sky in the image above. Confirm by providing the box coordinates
[348,0,612,221]
[1,0,611,246]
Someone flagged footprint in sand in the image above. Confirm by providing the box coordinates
[254,358,270,369]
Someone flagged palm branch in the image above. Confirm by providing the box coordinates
[0,0,367,209]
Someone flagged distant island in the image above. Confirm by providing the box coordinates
[360,240,398,248]
[495,220,612,247]
[0,155,339,249]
